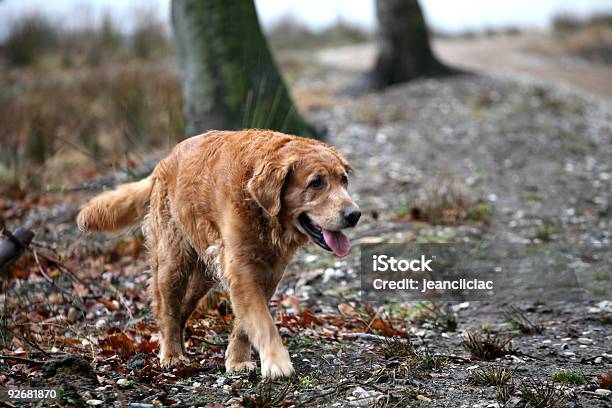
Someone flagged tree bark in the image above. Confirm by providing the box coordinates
[171,0,319,139]
[344,0,456,94]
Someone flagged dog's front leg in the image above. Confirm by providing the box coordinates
[225,263,294,378]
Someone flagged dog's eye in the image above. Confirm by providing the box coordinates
[341,174,348,185]
[308,176,325,189]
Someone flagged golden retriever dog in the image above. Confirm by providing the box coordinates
[77,130,360,378]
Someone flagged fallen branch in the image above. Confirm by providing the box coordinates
[0,355,45,365]
[340,332,411,344]
[189,335,228,347]
[2,228,101,299]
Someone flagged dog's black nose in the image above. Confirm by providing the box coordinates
[343,207,361,227]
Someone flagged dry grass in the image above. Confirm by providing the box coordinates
[382,337,448,377]
[267,18,370,51]
[518,379,566,408]
[405,178,493,225]
[462,332,513,361]
[0,63,183,191]
[503,306,545,334]
[0,12,179,191]
[466,365,515,386]
[530,12,612,60]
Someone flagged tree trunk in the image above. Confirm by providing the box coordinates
[344,0,455,94]
[171,0,319,139]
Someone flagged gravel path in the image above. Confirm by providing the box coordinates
[315,32,612,102]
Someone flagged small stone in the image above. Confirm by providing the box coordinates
[86,400,104,406]
[451,302,470,312]
[323,268,345,282]
[417,394,432,402]
[95,319,108,330]
[216,377,225,386]
[577,337,593,345]
[594,357,603,364]
[597,300,611,312]
[595,388,611,396]
[116,378,130,387]
[67,307,80,323]
[304,254,318,263]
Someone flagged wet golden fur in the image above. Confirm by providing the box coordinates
[77,129,357,378]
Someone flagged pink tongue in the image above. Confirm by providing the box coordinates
[322,229,350,257]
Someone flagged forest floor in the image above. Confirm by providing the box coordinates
[1,33,612,407]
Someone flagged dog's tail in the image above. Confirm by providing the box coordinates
[77,176,153,232]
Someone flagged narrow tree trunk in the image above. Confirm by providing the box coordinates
[171,0,319,139]
[345,0,456,94]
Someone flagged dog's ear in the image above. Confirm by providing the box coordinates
[247,160,291,216]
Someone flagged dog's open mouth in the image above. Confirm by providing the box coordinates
[298,213,350,258]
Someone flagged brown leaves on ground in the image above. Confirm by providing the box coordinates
[597,372,612,390]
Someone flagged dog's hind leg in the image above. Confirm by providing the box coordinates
[179,262,215,353]
[151,236,196,368]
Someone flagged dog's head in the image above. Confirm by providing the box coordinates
[247,140,360,257]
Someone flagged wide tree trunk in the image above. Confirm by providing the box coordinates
[171,0,319,138]
[345,0,455,94]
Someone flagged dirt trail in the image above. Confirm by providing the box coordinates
[316,32,612,101]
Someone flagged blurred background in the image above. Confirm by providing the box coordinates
[1,0,611,193]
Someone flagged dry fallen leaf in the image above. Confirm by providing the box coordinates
[597,372,612,390]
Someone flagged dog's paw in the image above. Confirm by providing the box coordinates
[260,349,294,378]
[225,360,256,373]
[159,354,190,369]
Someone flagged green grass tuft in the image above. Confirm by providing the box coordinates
[551,370,587,385]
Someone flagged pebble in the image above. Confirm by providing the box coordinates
[304,254,318,263]
[323,268,345,282]
[594,357,603,364]
[451,302,470,312]
[67,307,80,323]
[577,337,593,345]
[95,319,108,330]
[597,300,611,312]
[352,387,376,399]
[116,378,130,387]
[215,377,225,386]
[417,395,432,402]
[86,400,104,406]
[595,389,611,396]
